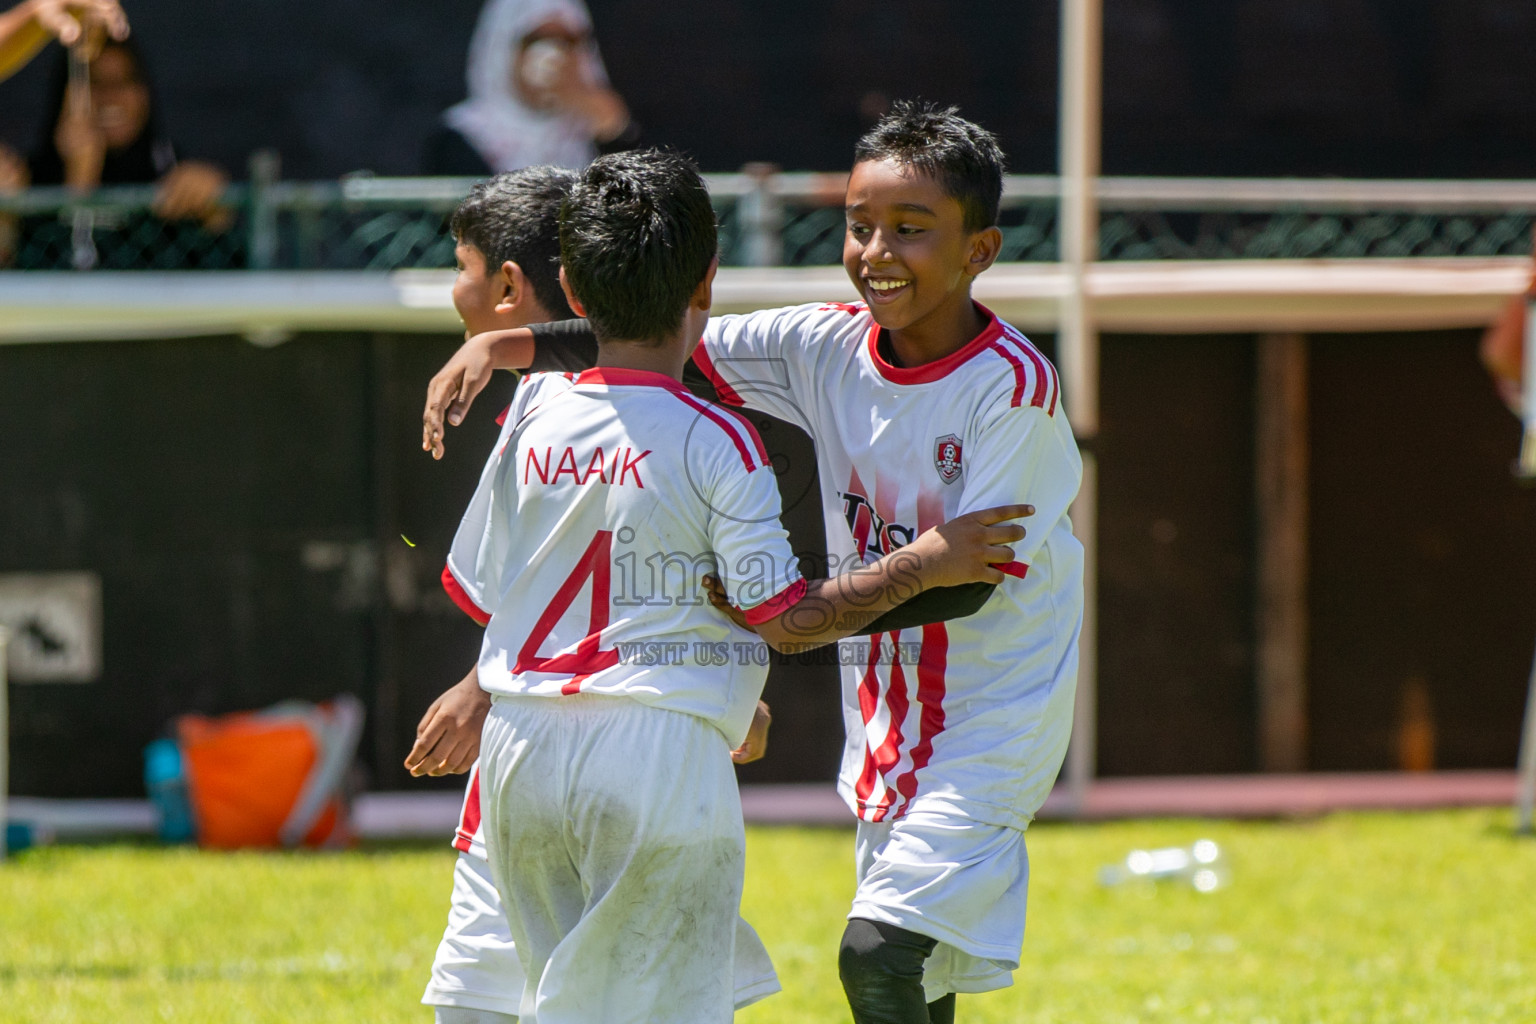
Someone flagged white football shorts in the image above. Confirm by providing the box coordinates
[478,694,778,1024]
[422,851,779,1016]
[422,851,527,1016]
[850,810,1030,1003]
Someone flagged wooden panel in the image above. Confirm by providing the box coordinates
[1096,333,1258,775]
[1309,330,1536,769]
[1254,333,1309,770]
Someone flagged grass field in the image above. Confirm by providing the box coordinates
[1,809,1533,1022]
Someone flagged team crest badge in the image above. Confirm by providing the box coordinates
[934,434,963,484]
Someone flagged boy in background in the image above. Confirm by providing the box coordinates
[448,147,1030,1024]
[412,166,573,1024]
[423,103,1084,1024]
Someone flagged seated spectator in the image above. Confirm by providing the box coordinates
[0,0,126,81]
[0,34,237,268]
[424,0,631,175]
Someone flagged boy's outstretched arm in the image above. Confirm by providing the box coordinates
[404,664,490,776]
[423,328,536,458]
[754,504,1032,652]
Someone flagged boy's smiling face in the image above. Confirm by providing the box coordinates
[842,157,998,342]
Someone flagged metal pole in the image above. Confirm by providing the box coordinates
[1,626,9,860]
[1059,0,1102,436]
[1059,0,1102,814]
[1518,640,1536,834]
[1067,455,1097,811]
[737,163,783,268]
[249,149,281,272]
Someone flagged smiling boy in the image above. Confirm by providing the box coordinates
[449,147,1030,1024]
[422,103,1084,1024]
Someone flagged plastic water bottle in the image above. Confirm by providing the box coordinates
[1098,839,1228,892]
[4,820,54,853]
[143,739,195,843]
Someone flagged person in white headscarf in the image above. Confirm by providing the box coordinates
[425,0,631,175]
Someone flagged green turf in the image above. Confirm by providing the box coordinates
[1,809,1532,1022]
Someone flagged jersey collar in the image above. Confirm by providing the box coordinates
[865,303,1007,385]
[575,366,689,393]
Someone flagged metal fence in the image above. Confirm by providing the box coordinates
[2,158,1534,272]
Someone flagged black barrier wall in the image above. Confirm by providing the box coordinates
[3,329,1536,796]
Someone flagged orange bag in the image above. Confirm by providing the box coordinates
[176,695,364,849]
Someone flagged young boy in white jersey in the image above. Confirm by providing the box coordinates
[445,147,1031,1024]
[423,103,1085,1024]
[408,168,780,1024]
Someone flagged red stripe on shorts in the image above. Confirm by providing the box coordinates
[453,766,482,853]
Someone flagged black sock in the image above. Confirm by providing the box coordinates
[839,918,941,1024]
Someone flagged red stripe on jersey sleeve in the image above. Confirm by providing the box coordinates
[988,341,1029,408]
[495,404,510,426]
[996,561,1029,579]
[1043,351,1060,416]
[674,392,762,471]
[442,564,491,626]
[1015,339,1051,410]
[1002,329,1061,414]
[691,345,745,406]
[717,406,771,466]
[452,766,482,852]
[743,578,808,625]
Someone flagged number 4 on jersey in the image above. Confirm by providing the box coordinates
[514,530,620,694]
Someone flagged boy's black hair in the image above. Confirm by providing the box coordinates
[853,100,1006,233]
[450,167,578,320]
[559,149,717,345]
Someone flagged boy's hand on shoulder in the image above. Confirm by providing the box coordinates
[404,666,491,776]
[422,333,501,460]
[908,504,1033,588]
[731,701,772,764]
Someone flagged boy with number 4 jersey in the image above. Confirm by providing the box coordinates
[447,148,1031,1024]
[424,103,1083,1024]
[409,168,780,1024]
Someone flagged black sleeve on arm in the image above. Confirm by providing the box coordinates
[525,318,725,403]
[527,318,600,373]
[853,582,996,636]
[682,354,717,399]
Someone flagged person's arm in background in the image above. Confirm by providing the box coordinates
[0,0,126,81]
[1480,236,1536,416]
[154,159,230,227]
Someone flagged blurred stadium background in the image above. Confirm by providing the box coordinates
[3,0,1536,820]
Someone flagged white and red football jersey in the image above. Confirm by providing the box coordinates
[695,302,1084,830]
[444,366,804,749]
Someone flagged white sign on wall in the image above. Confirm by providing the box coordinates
[0,573,102,683]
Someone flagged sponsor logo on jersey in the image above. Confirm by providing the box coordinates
[934,434,963,484]
[841,491,916,560]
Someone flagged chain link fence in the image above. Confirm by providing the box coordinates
[2,161,1532,272]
